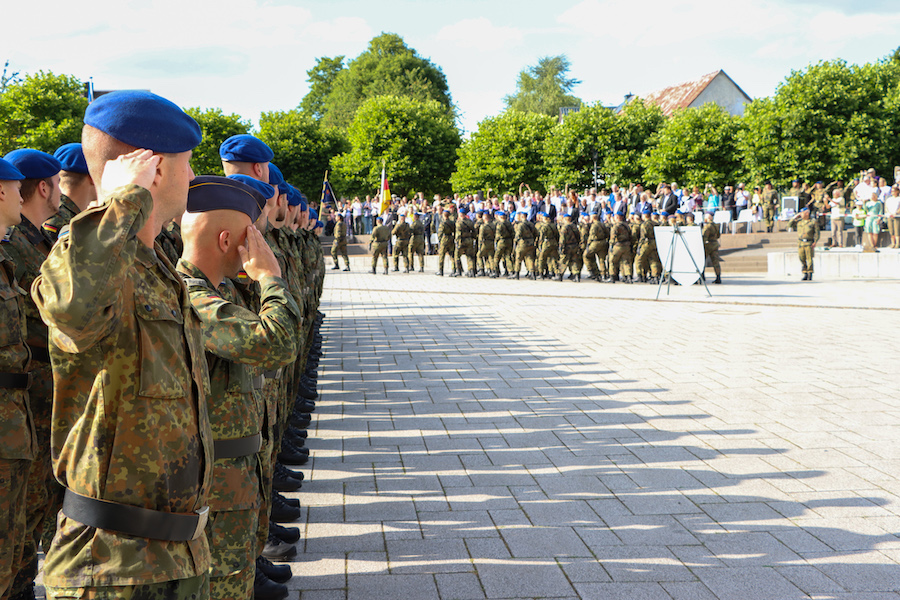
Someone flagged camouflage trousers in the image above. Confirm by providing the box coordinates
[763,205,777,230]
[636,243,662,277]
[494,241,513,274]
[557,247,580,276]
[330,242,348,268]
[209,563,253,600]
[392,240,410,270]
[477,243,494,272]
[408,238,425,270]
[371,243,389,270]
[513,242,535,275]
[0,458,30,599]
[455,241,476,273]
[705,244,721,277]
[537,243,559,275]
[799,244,814,274]
[583,242,609,278]
[46,572,209,600]
[609,243,633,279]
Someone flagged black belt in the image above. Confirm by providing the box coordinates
[0,372,31,389]
[800,238,813,242]
[29,345,51,363]
[62,489,209,541]
[213,433,262,459]
[263,368,282,379]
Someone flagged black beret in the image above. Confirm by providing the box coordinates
[187,175,263,222]
[84,90,202,153]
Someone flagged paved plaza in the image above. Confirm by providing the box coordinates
[289,271,900,600]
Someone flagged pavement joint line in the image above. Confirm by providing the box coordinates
[324,286,900,312]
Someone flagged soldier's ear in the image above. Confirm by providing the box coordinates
[218,230,231,254]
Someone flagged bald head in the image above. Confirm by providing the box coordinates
[181,209,251,282]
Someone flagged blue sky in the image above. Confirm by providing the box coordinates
[5,0,900,134]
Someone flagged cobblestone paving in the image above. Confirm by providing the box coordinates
[301,272,900,599]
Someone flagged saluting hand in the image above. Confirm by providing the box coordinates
[99,149,160,200]
[238,225,281,281]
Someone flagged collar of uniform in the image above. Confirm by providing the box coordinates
[175,258,217,289]
[60,194,81,216]
[15,214,51,247]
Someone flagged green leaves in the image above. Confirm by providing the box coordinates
[184,108,251,177]
[0,71,87,155]
[504,55,582,118]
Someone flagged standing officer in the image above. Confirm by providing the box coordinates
[454,206,476,277]
[32,91,214,600]
[492,211,514,278]
[511,210,537,280]
[391,213,411,272]
[436,209,455,276]
[42,143,97,243]
[369,217,391,274]
[330,213,350,271]
[702,212,722,284]
[762,180,779,232]
[2,149,62,600]
[556,213,581,281]
[178,177,301,600]
[636,207,660,283]
[609,211,633,283]
[408,212,426,272]
[789,206,819,281]
[0,158,34,600]
[476,210,495,277]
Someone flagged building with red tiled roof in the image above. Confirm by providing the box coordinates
[620,70,752,117]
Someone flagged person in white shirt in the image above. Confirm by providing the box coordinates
[829,190,846,247]
[351,197,363,234]
[854,176,874,206]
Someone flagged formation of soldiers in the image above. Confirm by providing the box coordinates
[351,203,724,285]
[1,91,326,600]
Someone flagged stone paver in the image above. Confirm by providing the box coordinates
[287,271,900,599]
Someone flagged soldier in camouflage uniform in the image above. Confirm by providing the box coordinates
[702,212,723,284]
[42,143,96,244]
[583,212,610,281]
[536,213,559,278]
[635,209,661,283]
[177,177,301,600]
[0,159,35,600]
[575,212,589,277]
[511,211,537,280]
[789,206,819,281]
[476,210,495,277]
[436,209,455,276]
[762,181,779,232]
[609,212,633,283]
[391,215,411,272]
[492,211,514,278]
[454,207,476,277]
[2,149,62,600]
[370,217,391,274]
[407,212,426,272]
[32,92,214,600]
[555,214,581,282]
[330,213,350,271]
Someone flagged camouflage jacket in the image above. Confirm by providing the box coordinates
[32,185,214,587]
[587,221,609,245]
[495,220,514,243]
[42,194,81,243]
[157,220,183,265]
[410,220,425,240]
[392,220,411,241]
[514,220,536,246]
[0,244,36,460]
[177,259,300,512]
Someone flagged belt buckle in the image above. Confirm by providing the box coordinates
[192,506,210,540]
[25,372,33,390]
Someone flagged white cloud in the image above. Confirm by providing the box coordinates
[436,17,523,51]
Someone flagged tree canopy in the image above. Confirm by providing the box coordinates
[317,33,453,129]
[184,107,251,177]
[299,56,345,120]
[542,103,617,191]
[330,95,460,198]
[0,70,86,155]
[504,55,581,118]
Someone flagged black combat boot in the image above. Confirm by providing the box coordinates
[270,521,301,543]
[575,273,580,282]
[370,267,376,274]
[343,265,350,271]
[468,269,476,278]
[262,531,297,560]
[555,273,563,282]
[254,564,289,600]
[331,264,339,270]
[383,267,388,275]
[273,462,303,492]
[419,266,424,273]
[714,275,722,284]
[449,270,458,277]
[257,556,293,583]
[270,491,301,523]
[807,273,813,281]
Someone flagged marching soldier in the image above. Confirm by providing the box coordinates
[330,213,350,271]
[492,211,514,278]
[369,217,391,274]
[454,207,476,277]
[408,212,426,272]
[583,212,610,282]
[436,209,455,276]
[702,212,723,284]
[511,211,537,280]
[391,213,411,272]
[476,210,495,277]
[789,206,819,281]
[42,143,97,243]
[636,208,661,283]
[536,213,555,278]
[556,213,581,281]
[609,211,633,283]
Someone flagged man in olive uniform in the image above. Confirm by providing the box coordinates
[609,211,633,283]
[702,212,722,284]
[2,149,63,600]
[636,208,661,283]
[575,212,590,277]
[476,210,495,277]
[556,213,581,281]
[330,213,350,271]
[789,206,819,281]
[454,206,476,277]
[511,210,537,279]
[811,181,828,229]
[370,217,391,274]
[492,211,514,277]
[583,212,610,281]
[436,209,455,276]
[178,177,301,600]
[0,158,35,600]
[408,212,426,272]
[762,180,779,232]
[42,143,97,243]
[32,91,214,600]
[391,214,411,272]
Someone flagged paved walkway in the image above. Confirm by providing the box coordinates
[292,271,900,600]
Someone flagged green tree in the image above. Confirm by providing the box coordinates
[1,60,21,95]
[604,99,665,186]
[738,59,900,187]
[299,55,345,120]
[0,70,87,155]
[184,107,251,176]
[330,95,460,198]
[542,103,616,191]
[642,103,745,190]
[322,33,453,129]
[451,110,556,194]
[504,55,581,118]
[258,109,349,197]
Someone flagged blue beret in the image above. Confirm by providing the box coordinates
[800,205,810,212]
[226,175,275,209]
[459,206,468,214]
[616,210,625,216]
[816,181,823,184]
[443,209,450,214]
[675,210,683,215]
[287,186,301,207]
[187,176,263,222]
[4,149,61,179]
[53,143,89,174]
[495,210,506,216]
[309,208,318,221]
[538,211,548,217]
[219,134,274,163]
[660,211,669,217]
[315,220,324,229]
[641,207,651,214]
[299,192,307,203]
[268,164,291,196]
[476,209,484,214]
[652,211,659,216]
[299,199,308,212]
[0,158,25,181]
[84,90,201,153]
